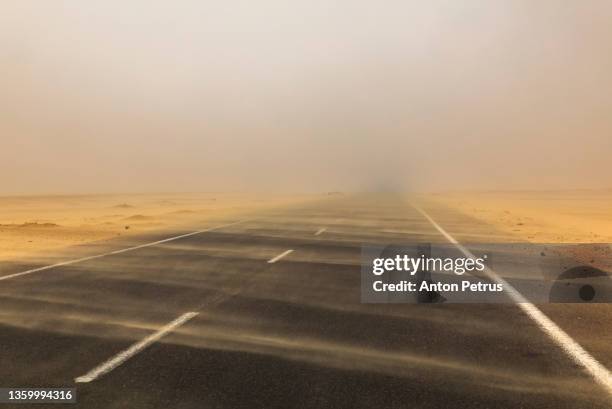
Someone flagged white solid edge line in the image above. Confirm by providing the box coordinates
[0,220,246,282]
[315,227,327,236]
[75,312,199,383]
[267,249,294,263]
[412,204,612,396]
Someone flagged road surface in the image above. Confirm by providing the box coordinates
[0,194,610,408]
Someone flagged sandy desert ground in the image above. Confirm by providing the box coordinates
[1,189,611,263]
[0,193,314,262]
[424,189,612,244]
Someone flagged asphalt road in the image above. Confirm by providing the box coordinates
[0,194,610,408]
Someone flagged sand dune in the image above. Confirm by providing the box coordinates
[122,214,156,221]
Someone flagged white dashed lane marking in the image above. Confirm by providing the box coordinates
[75,312,199,383]
[267,249,294,263]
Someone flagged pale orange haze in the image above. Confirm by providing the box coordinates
[1,1,611,194]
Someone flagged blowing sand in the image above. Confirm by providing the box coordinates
[3,190,611,262]
[426,189,612,243]
[0,193,312,261]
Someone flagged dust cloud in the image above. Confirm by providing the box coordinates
[1,1,611,194]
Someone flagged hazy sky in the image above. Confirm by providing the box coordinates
[1,0,611,194]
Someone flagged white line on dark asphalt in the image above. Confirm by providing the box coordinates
[314,227,327,236]
[0,220,246,282]
[75,312,199,383]
[267,249,294,263]
[413,204,612,397]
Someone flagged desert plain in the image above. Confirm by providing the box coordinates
[0,192,312,262]
[1,189,611,266]
[424,189,612,244]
